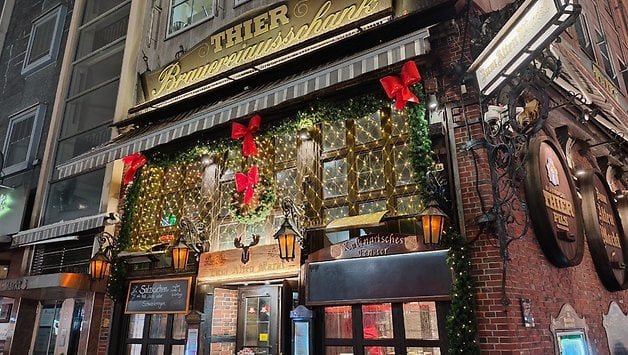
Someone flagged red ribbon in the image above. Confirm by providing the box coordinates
[379,61,422,110]
[235,166,259,204]
[231,114,261,157]
[121,153,147,185]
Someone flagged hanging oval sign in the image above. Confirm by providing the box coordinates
[579,170,627,291]
[525,137,584,267]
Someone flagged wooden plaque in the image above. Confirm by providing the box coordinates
[579,170,627,291]
[525,137,584,267]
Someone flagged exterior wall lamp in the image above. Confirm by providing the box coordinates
[418,199,448,245]
[90,231,117,281]
[171,216,208,272]
[273,197,304,261]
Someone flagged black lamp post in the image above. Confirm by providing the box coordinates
[273,197,304,261]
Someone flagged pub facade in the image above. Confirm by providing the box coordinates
[21,0,628,354]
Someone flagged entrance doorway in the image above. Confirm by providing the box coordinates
[236,286,281,355]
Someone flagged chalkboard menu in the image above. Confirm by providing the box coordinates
[125,277,192,314]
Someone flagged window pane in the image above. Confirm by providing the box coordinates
[276,168,297,204]
[147,344,165,355]
[44,169,106,224]
[127,314,145,338]
[218,223,239,250]
[393,144,413,186]
[324,206,349,224]
[391,108,409,136]
[356,151,384,193]
[219,181,235,217]
[69,45,124,95]
[326,346,353,355]
[407,347,441,355]
[362,304,393,339]
[404,302,439,340]
[5,116,34,167]
[324,306,352,339]
[358,200,386,215]
[397,195,423,216]
[275,133,297,162]
[126,344,142,355]
[322,121,345,152]
[323,159,347,198]
[355,112,382,145]
[82,0,127,24]
[169,0,214,34]
[172,345,185,355]
[149,314,168,338]
[76,4,130,60]
[61,80,119,139]
[365,347,394,355]
[56,125,111,164]
[172,314,187,339]
[28,18,55,64]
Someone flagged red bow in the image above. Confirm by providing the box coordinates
[121,153,147,185]
[235,166,259,204]
[379,61,422,110]
[231,114,261,156]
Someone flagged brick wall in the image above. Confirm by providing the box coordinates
[97,296,114,355]
[210,288,238,355]
[431,11,628,354]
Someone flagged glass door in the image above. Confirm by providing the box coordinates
[237,286,281,355]
[33,301,62,355]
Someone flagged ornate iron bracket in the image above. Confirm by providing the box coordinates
[470,57,557,305]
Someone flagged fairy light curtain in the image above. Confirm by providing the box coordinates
[126,104,424,252]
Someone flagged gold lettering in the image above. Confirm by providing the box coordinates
[210,32,226,53]
[242,19,254,41]
[543,189,575,216]
[154,63,181,96]
[225,23,243,49]
[268,5,289,30]
[253,12,269,35]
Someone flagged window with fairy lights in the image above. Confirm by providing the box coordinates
[127,104,424,252]
[316,107,423,243]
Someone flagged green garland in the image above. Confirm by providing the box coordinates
[442,229,480,354]
[407,85,434,193]
[107,169,142,301]
[229,176,276,225]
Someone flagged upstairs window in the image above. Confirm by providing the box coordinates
[596,30,619,86]
[574,14,594,60]
[2,105,45,175]
[21,5,66,75]
[168,0,215,35]
[620,59,628,91]
[235,0,252,7]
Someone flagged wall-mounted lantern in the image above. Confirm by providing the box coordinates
[273,197,304,261]
[90,231,117,281]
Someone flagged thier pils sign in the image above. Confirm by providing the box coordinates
[141,0,391,102]
[525,137,584,267]
[579,170,627,291]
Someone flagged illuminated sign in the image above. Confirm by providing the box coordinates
[468,0,580,95]
[0,186,27,236]
[140,0,392,102]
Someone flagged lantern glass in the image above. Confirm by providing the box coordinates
[90,251,110,280]
[276,232,296,260]
[422,214,445,245]
[172,241,190,272]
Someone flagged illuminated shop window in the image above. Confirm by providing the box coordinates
[168,0,215,35]
[323,302,445,354]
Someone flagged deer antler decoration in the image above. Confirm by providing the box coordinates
[234,234,261,264]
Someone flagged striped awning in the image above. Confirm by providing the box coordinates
[56,27,432,179]
[11,212,118,247]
